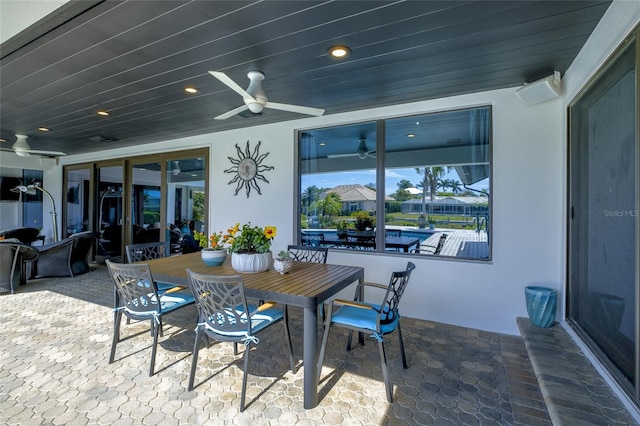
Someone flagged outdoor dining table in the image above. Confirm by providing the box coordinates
[320,235,421,253]
[141,252,364,409]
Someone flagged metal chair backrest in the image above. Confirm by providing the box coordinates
[187,270,253,338]
[287,245,328,264]
[126,241,170,263]
[384,229,402,238]
[347,235,376,250]
[106,260,161,318]
[433,234,448,255]
[380,262,415,323]
[301,233,325,247]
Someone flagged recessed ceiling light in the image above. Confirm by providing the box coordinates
[38,127,50,132]
[319,142,326,146]
[97,110,110,116]
[184,86,200,94]
[328,45,351,60]
[406,134,415,138]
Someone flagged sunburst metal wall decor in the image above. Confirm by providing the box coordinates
[224,140,274,197]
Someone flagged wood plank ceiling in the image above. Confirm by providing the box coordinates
[0,0,611,156]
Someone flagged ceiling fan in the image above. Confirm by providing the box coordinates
[209,70,325,120]
[328,137,376,160]
[0,134,67,158]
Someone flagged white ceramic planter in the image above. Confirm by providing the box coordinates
[231,251,272,273]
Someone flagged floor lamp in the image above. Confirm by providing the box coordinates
[98,187,116,231]
[11,182,59,242]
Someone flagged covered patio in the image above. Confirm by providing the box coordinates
[1,266,634,425]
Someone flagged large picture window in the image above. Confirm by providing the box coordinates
[298,106,491,260]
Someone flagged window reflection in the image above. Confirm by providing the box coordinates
[298,106,491,260]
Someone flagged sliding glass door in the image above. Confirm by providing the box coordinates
[63,148,208,262]
[568,32,639,405]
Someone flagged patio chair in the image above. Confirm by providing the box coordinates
[384,229,402,238]
[186,270,295,411]
[106,260,195,376]
[421,233,448,255]
[0,240,39,294]
[29,231,98,278]
[287,245,328,264]
[287,245,329,319]
[317,261,415,402]
[0,227,41,245]
[384,229,402,252]
[347,234,376,250]
[125,241,170,263]
[301,233,325,247]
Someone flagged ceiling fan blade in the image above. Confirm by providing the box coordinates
[27,149,67,157]
[214,104,249,120]
[209,71,255,101]
[327,153,358,158]
[265,102,324,117]
[327,152,376,160]
[0,147,29,156]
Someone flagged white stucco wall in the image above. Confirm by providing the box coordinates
[40,86,561,335]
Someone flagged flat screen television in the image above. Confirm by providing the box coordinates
[0,176,21,201]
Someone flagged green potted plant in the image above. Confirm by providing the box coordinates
[193,229,229,266]
[427,216,436,230]
[336,220,349,239]
[354,211,375,236]
[227,222,277,273]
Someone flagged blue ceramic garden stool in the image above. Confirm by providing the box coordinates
[525,286,557,328]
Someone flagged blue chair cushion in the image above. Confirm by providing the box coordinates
[123,290,194,316]
[158,290,195,313]
[203,303,284,337]
[157,282,177,291]
[331,302,399,335]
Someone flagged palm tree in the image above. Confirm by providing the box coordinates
[415,166,448,215]
[449,180,463,194]
[437,178,453,192]
[314,192,343,227]
[302,185,321,214]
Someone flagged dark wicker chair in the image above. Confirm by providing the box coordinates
[30,231,98,278]
[0,240,39,294]
[0,227,41,245]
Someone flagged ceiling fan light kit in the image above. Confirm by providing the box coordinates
[327,137,376,160]
[210,70,324,120]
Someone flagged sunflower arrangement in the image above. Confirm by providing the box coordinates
[227,222,276,254]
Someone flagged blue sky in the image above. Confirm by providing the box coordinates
[302,168,489,196]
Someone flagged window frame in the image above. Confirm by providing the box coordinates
[295,106,493,261]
